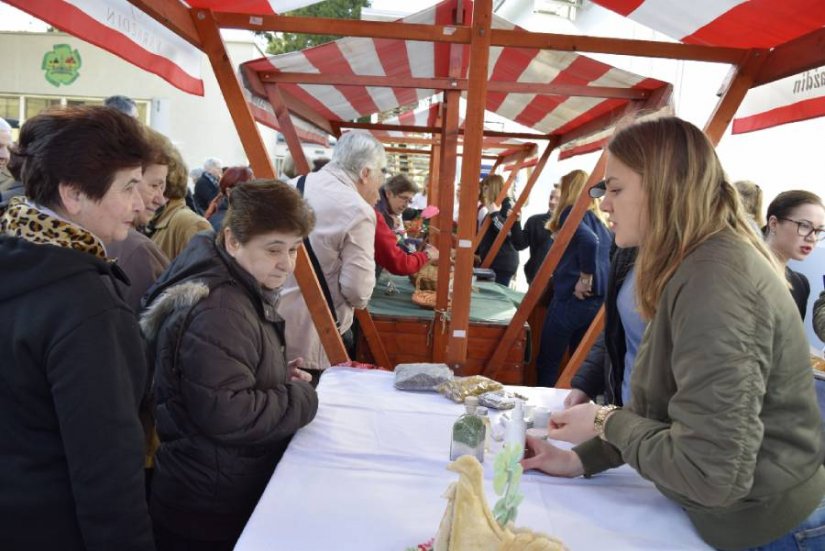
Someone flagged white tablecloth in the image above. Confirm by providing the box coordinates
[235,367,710,550]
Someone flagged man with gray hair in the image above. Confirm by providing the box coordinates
[193,157,222,214]
[278,131,386,374]
[0,117,14,194]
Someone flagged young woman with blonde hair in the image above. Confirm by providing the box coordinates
[534,168,611,386]
[523,117,825,551]
[733,179,765,227]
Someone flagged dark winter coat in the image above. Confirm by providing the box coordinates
[477,197,526,277]
[140,233,318,540]
[0,237,154,551]
[570,247,637,406]
[517,211,552,284]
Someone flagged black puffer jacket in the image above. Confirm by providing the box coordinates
[0,237,153,551]
[570,246,637,406]
[140,233,318,540]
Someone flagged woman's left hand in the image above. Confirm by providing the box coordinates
[547,403,600,445]
[288,357,312,383]
[573,279,592,300]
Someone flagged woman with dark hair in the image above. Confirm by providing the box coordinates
[764,190,825,320]
[374,174,437,275]
[141,181,319,550]
[0,106,155,550]
[204,166,254,231]
[523,117,825,551]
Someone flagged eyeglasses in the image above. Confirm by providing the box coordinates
[778,217,825,241]
[395,194,415,205]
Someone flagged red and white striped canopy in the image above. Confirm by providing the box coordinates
[592,0,825,134]
[5,0,325,95]
[241,0,666,139]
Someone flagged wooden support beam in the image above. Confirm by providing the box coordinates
[127,0,201,47]
[264,84,310,174]
[473,148,529,250]
[215,12,472,44]
[354,309,392,370]
[755,27,825,86]
[500,83,674,383]
[704,50,768,145]
[490,28,747,64]
[480,141,555,269]
[446,0,493,366]
[259,71,647,99]
[192,10,273,176]
[428,144,441,206]
[483,154,607,379]
[244,65,334,135]
[337,121,440,134]
[385,147,432,155]
[460,129,552,141]
[432,90,461,363]
[260,88,349,366]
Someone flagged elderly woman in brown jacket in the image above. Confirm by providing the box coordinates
[141,181,318,550]
[146,145,211,260]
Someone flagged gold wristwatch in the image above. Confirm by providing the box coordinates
[594,405,620,439]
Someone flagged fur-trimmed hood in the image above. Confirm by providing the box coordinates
[140,280,209,341]
[140,232,282,341]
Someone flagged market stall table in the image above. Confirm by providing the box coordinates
[235,367,710,550]
[356,274,530,383]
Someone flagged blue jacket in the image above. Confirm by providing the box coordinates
[551,207,612,300]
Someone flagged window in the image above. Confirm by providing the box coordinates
[25,96,62,120]
[0,95,20,123]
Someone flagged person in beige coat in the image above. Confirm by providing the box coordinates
[147,143,212,260]
[278,132,386,372]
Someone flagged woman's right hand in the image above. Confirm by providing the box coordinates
[521,436,585,478]
[563,388,591,408]
[425,244,439,262]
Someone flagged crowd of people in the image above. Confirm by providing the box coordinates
[0,99,824,551]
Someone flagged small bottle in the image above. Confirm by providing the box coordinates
[475,406,492,453]
[505,399,526,460]
[450,396,485,462]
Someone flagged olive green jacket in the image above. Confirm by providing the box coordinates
[575,232,825,550]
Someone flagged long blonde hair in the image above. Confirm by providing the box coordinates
[546,169,607,233]
[608,117,782,319]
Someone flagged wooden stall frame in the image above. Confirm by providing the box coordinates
[126,0,825,380]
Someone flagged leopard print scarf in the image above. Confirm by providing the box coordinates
[0,196,107,259]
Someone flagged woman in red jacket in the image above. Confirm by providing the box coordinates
[374,174,438,275]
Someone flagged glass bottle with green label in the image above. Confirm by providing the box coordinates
[450,396,485,462]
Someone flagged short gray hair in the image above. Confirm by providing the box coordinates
[103,95,138,117]
[203,157,223,171]
[330,132,385,179]
[0,117,11,134]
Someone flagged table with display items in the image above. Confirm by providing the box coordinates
[235,367,710,551]
[355,274,530,384]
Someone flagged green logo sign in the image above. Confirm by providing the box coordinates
[42,44,82,87]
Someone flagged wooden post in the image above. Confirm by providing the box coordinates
[191,9,275,175]
[704,50,768,145]
[524,87,674,384]
[446,0,493,365]
[354,309,392,369]
[432,90,460,363]
[479,141,555,268]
